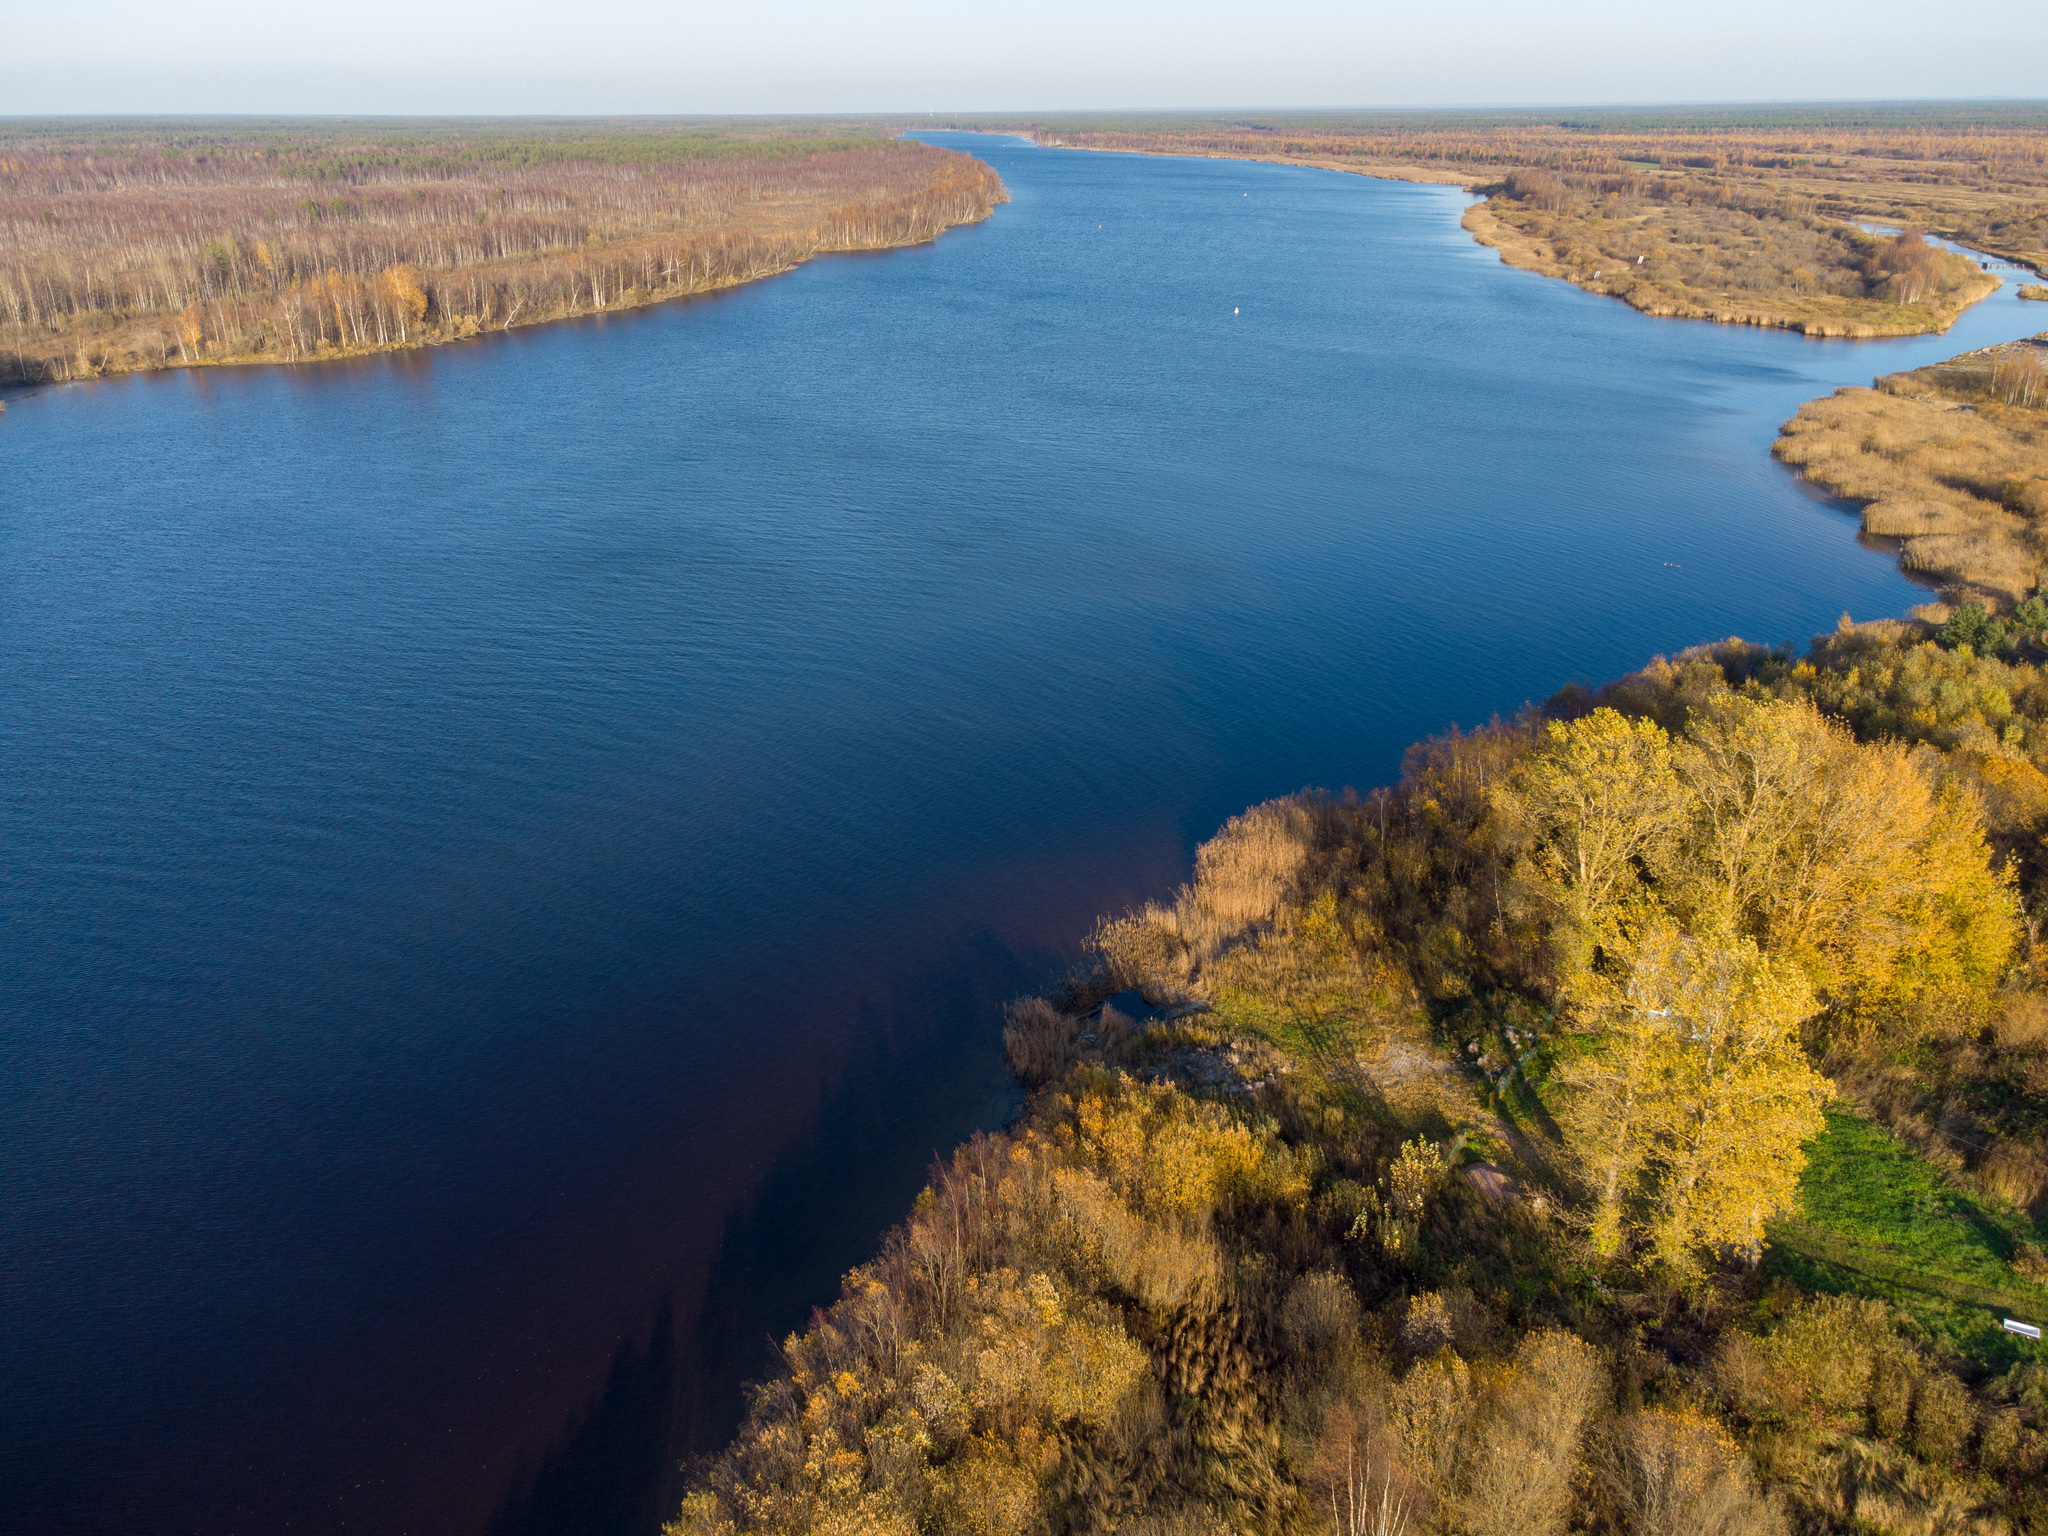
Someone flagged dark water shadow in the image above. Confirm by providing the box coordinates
[487,925,1040,1536]
[486,1306,684,1536]
[673,924,1036,1457]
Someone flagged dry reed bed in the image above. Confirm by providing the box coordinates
[0,126,1006,382]
[1464,179,1994,337]
[1775,339,2048,602]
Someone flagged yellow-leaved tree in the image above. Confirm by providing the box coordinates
[381,264,429,343]
[1496,707,1684,984]
[1561,925,1830,1266]
[1503,694,2018,1042]
[1662,694,2017,1043]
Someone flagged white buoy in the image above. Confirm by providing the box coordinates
[1234,307,1240,316]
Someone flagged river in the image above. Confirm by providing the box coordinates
[3,131,2044,1535]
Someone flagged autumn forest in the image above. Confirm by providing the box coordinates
[0,121,1006,383]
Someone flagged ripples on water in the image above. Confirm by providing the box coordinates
[3,131,2045,1535]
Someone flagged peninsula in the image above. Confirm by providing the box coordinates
[0,120,1005,385]
[1777,336,2048,605]
[679,625,2048,1536]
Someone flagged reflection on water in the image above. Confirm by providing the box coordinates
[4,132,2047,1536]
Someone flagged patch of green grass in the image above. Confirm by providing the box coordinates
[1209,984,1364,1071]
[1765,1107,2048,1368]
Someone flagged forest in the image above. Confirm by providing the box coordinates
[950,105,2048,335]
[673,616,2048,1536]
[0,120,1006,383]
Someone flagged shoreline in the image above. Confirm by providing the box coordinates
[1774,333,2048,609]
[1018,132,1480,189]
[0,128,1009,398]
[1009,129,2019,338]
[1,199,1003,398]
[1460,198,2001,338]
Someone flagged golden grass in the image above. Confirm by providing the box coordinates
[1774,337,2048,602]
[1464,198,1993,338]
[1002,997,1080,1088]
[1091,799,1317,988]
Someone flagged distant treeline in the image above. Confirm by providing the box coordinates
[0,123,1006,382]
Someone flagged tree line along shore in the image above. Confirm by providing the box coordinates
[671,108,2048,1536]
[0,121,1006,385]
[6,106,2042,387]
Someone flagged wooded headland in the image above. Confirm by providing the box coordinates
[677,618,2048,1536]
[946,104,2048,336]
[0,119,1006,384]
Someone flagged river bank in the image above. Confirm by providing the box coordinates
[1776,335,2048,607]
[1025,127,2006,336]
[990,108,2048,337]
[0,125,1005,387]
[1460,197,1999,338]
[671,132,2048,1536]
[678,626,2048,1536]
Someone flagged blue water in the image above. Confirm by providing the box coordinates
[4,131,2044,1535]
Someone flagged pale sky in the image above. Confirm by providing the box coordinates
[2,0,2043,116]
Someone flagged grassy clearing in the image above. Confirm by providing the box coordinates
[1767,1107,2048,1367]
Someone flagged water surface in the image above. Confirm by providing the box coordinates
[4,132,2045,1536]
